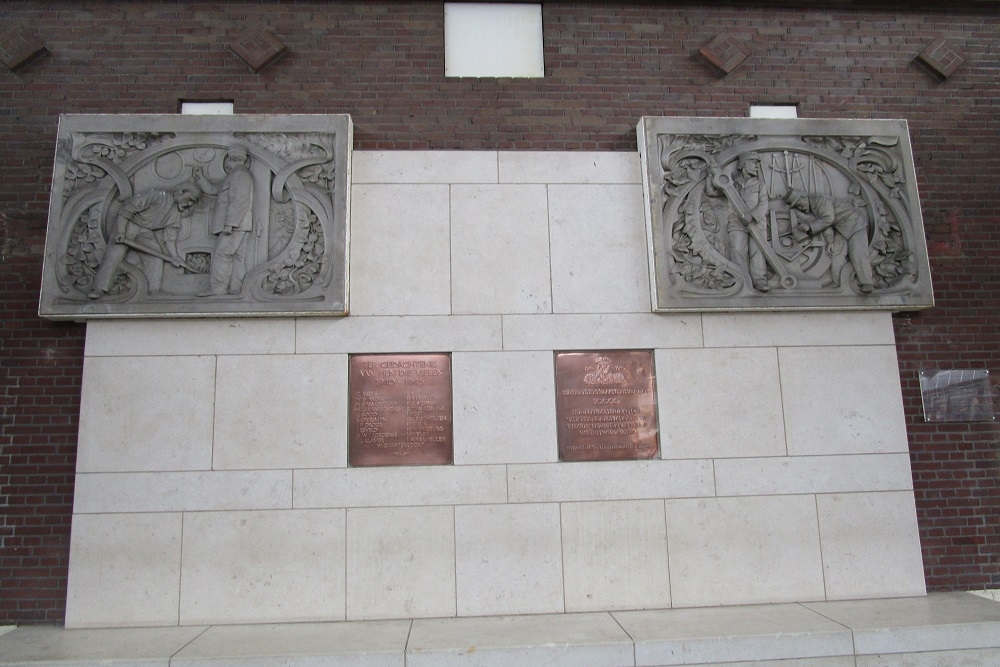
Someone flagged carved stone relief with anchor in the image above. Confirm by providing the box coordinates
[39,114,351,318]
[637,117,934,311]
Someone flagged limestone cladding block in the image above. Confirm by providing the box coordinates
[615,603,854,666]
[213,354,347,470]
[548,184,651,313]
[353,150,498,184]
[817,491,926,600]
[507,459,714,503]
[665,496,826,607]
[779,346,909,455]
[498,151,641,184]
[714,453,915,497]
[293,465,507,508]
[656,347,786,459]
[346,506,456,619]
[179,509,346,625]
[83,318,296,357]
[407,613,634,667]
[803,593,1000,655]
[561,500,671,612]
[501,313,702,351]
[702,311,896,348]
[451,351,558,465]
[170,620,412,665]
[0,627,209,664]
[454,504,564,616]
[450,184,551,314]
[77,355,215,472]
[73,470,293,514]
[65,513,183,628]
[295,314,503,354]
[350,184,451,315]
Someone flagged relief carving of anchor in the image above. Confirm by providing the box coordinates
[710,168,798,290]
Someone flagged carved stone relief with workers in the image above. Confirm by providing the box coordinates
[40,115,351,318]
[641,118,934,311]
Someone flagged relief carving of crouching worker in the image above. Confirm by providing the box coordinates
[88,182,202,299]
[194,145,254,296]
[784,188,875,293]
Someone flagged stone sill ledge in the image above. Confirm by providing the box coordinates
[2,593,999,666]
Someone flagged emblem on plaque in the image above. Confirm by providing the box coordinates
[637,117,934,311]
[39,114,351,318]
[555,350,659,462]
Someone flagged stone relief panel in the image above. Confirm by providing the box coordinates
[637,117,934,311]
[40,114,351,318]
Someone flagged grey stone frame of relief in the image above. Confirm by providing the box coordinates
[39,114,352,319]
[637,117,934,312]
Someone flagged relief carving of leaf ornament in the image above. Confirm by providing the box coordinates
[637,117,934,311]
[40,114,352,318]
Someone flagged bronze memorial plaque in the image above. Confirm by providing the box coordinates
[555,350,659,462]
[349,353,453,467]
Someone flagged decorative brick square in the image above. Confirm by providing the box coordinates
[698,32,751,75]
[0,24,48,71]
[229,26,287,72]
[917,37,965,79]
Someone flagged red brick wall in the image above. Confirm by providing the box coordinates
[1,1,997,623]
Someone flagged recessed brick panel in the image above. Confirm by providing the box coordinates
[916,37,965,79]
[229,26,287,72]
[0,23,48,71]
[698,32,752,74]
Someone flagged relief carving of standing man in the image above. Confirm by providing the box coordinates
[194,145,254,296]
[784,188,875,293]
[88,181,202,299]
[710,153,771,292]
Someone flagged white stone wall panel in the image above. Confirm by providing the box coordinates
[507,459,714,503]
[349,184,451,316]
[665,496,826,607]
[656,347,786,459]
[780,346,909,456]
[451,351,558,464]
[77,356,215,473]
[501,312,702,351]
[498,151,640,185]
[74,470,293,514]
[179,509,346,625]
[293,465,507,508]
[68,151,927,628]
[346,506,456,620]
[65,513,183,628]
[561,500,671,611]
[450,184,552,314]
[817,491,927,600]
[454,504,564,616]
[213,354,348,470]
[548,184,650,313]
[295,314,503,353]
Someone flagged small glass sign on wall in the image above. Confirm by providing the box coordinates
[919,369,995,422]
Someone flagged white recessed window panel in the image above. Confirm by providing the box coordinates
[180,101,235,115]
[749,104,798,119]
[445,2,544,78]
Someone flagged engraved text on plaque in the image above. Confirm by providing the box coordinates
[349,353,453,466]
[555,350,659,462]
